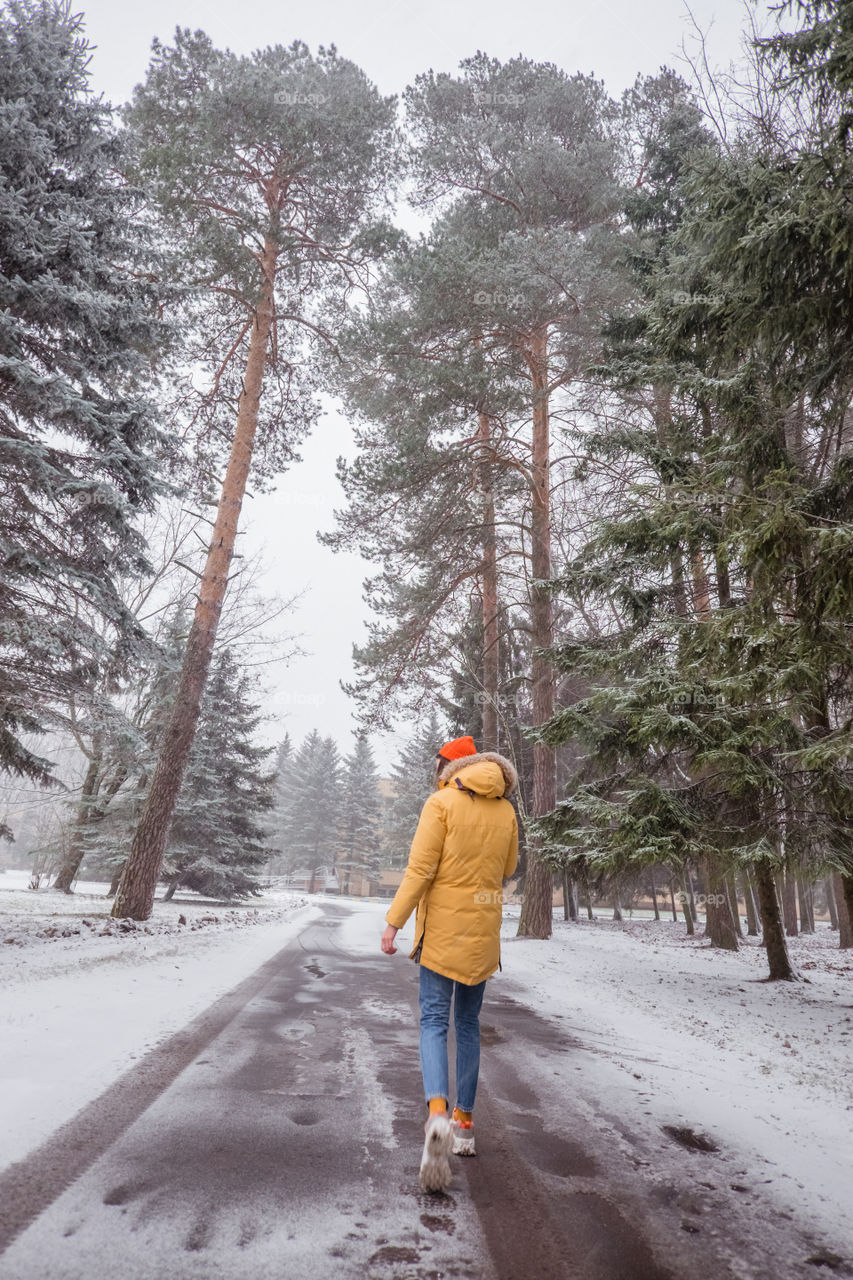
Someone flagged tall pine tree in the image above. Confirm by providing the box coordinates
[112,33,397,918]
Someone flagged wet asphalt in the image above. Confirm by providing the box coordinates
[0,904,846,1280]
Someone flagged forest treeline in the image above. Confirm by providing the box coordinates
[2,0,853,978]
[268,710,443,892]
[13,704,443,903]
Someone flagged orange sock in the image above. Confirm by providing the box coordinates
[428,1097,448,1115]
[453,1108,473,1124]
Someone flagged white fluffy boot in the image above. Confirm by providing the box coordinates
[419,1113,453,1192]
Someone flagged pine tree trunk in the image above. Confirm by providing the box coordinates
[649,869,660,921]
[668,877,679,922]
[754,860,799,980]
[834,872,853,949]
[561,866,570,921]
[742,871,760,936]
[719,889,740,948]
[726,873,743,938]
[612,885,623,922]
[715,549,731,608]
[679,872,694,935]
[53,756,100,892]
[705,859,739,950]
[654,385,693,623]
[112,237,279,921]
[689,549,711,618]
[106,861,124,897]
[477,411,500,754]
[583,868,594,920]
[702,861,714,936]
[825,877,839,929]
[163,873,180,902]
[797,878,815,934]
[779,870,799,937]
[686,863,698,924]
[517,325,554,940]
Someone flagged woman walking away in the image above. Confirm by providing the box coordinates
[380,735,519,1193]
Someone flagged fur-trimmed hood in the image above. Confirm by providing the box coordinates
[437,751,518,799]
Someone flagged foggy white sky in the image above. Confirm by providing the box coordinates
[77,0,756,768]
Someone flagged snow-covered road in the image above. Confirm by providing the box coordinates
[0,904,495,1280]
[499,910,853,1272]
[0,895,850,1279]
[0,880,320,1170]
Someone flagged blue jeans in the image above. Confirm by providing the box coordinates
[418,964,486,1113]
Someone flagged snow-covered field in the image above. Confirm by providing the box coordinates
[0,870,318,1171]
[500,909,853,1258]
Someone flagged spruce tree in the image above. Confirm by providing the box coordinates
[277,731,341,892]
[536,55,853,978]
[265,733,294,874]
[337,734,382,892]
[0,0,166,784]
[161,647,274,900]
[383,709,445,867]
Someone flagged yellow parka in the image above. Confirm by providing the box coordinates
[385,752,519,985]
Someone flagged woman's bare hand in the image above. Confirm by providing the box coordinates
[381,924,399,955]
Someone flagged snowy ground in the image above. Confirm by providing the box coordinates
[0,870,318,1170]
[2,870,851,1267]
[499,908,853,1261]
